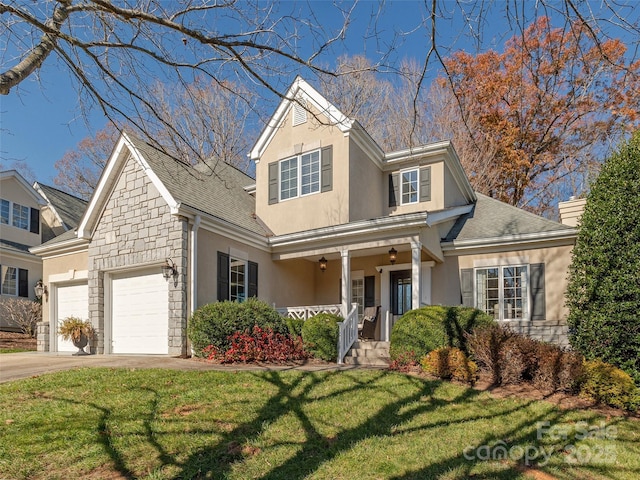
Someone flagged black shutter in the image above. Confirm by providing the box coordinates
[321,145,333,192]
[530,263,546,321]
[460,268,474,307]
[364,275,375,307]
[268,162,279,205]
[30,208,40,234]
[217,252,230,301]
[419,167,431,202]
[389,173,399,207]
[18,269,28,298]
[248,261,258,298]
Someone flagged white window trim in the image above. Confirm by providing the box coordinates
[278,148,321,202]
[1,265,18,296]
[474,264,531,322]
[229,256,248,303]
[399,168,419,205]
[0,198,31,231]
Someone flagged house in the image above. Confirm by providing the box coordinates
[31,77,580,359]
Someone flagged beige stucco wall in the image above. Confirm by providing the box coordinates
[255,105,351,235]
[40,249,89,324]
[444,164,469,208]
[0,177,42,246]
[433,243,574,322]
[385,159,447,216]
[196,229,319,309]
[348,139,384,221]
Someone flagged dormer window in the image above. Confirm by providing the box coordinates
[279,149,320,201]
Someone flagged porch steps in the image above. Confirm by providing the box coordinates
[344,341,390,367]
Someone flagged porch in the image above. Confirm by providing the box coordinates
[276,303,392,365]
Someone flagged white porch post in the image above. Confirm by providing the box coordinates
[411,240,421,310]
[421,261,435,306]
[341,249,351,317]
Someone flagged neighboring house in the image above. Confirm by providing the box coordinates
[1,170,87,331]
[31,77,581,358]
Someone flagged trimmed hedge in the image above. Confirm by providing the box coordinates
[421,347,478,384]
[188,299,287,357]
[578,360,639,410]
[301,313,342,361]
[390,305,494,365]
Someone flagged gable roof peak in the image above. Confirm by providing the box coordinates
[249,76,353,162]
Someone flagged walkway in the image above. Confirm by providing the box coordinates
[0,352,367,383]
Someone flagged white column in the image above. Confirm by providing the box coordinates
[421,261,435,306]
[341,249,351,317]
[411,240,421,310]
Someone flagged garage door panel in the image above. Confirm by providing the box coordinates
[111,270,168,354]
[56,283,89,352]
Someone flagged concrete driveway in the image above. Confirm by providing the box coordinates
[0,352,355,383]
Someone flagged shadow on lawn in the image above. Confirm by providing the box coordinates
[45,370,637,480]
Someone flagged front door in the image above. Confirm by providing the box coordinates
[391,270,412,316]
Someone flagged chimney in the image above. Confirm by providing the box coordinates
[558,196,587,227]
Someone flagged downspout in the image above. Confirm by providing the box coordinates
[190,215,201,317]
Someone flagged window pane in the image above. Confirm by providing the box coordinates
[230,258,246,302]
[301,151,320,195]
[1,266,17,295]
[476,268,500,319]
[280,158,298,200]
[0,199,9,225]
[503,266,528,319]
[351,278,364,318]
[401,170,418,204]
[12,203,29,230]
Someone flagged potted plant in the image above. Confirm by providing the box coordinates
[58,316,95,355]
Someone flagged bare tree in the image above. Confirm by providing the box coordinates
[0,298,42,337]
[53,78,255,197]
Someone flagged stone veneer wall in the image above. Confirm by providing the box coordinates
[507,319,569,347]
[88,156,188,355]
[37,321,49,352]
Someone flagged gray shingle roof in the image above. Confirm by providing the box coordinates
[127,134,270,237]
[34,229,79,249]
[0,239,32,254]
[443,193,572,243]
[37,184,87,229]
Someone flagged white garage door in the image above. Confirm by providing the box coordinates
[56,283,89,352]
[111,269,168,354]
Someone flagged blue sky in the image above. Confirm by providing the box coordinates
[0,1,636,187]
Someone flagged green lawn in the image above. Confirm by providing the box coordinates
[0,368,638,479]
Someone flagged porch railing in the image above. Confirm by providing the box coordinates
[276,304,342,320]
[337,303,359,365]
[275,303,359,364]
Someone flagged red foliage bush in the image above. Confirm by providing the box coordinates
[204,326,309,364]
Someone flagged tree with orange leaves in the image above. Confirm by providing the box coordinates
[437,16,639,214]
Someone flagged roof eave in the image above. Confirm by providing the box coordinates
[441,228,577,253]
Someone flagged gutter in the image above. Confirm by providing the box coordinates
[441,228,577,253]
[190,215,201,316]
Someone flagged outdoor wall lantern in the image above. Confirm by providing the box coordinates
[34,280,48,300]
[162,258,178,280]
[319,256,328,272]
[388,247,397,265]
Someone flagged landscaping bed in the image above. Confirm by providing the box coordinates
[0,330,36,353]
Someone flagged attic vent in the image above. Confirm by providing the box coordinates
[292,100,307,126]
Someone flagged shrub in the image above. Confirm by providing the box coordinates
[301,313,341,361]
[389,351,420,372]
[467,325,584,390]
[188,299,287,357]
[390,306,494,366]
[285,317,305,338]
[421,347,478,384]
[566,132,640,384]
[578,360,638,410]
[533,343,584,393]
[205,326,308,364]
[0,298,41,337]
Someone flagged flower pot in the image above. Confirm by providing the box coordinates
[72,333,90,356]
